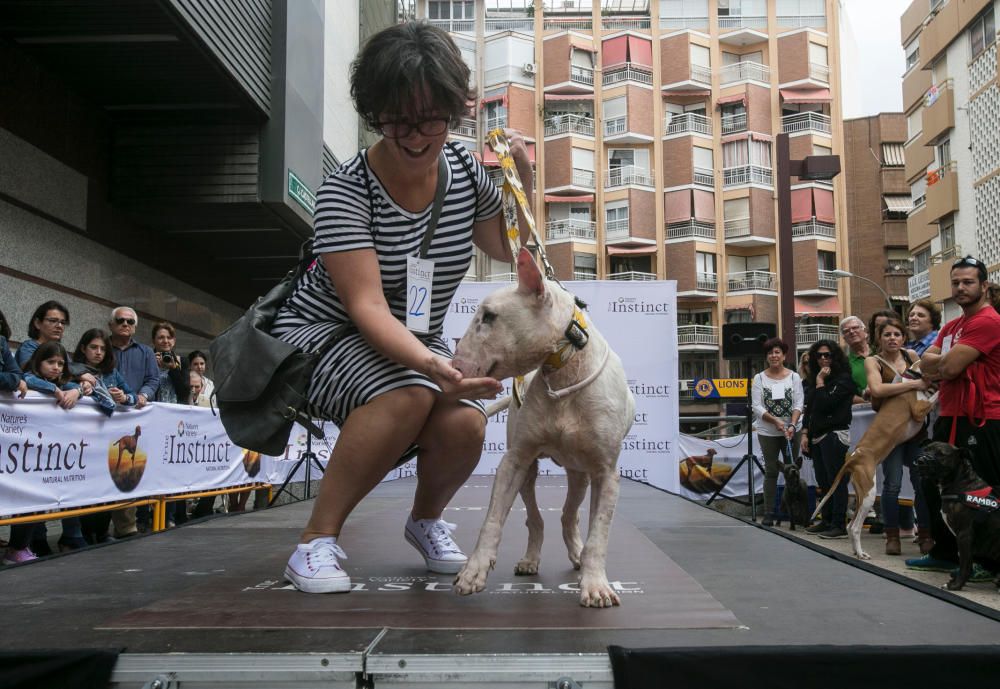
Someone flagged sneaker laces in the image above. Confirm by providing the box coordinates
[424,520,462,555]
[308,541,348,569]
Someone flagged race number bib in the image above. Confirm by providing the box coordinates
[406,255,434,334]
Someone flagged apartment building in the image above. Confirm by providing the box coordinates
[842,114,913,320]
[900,0,999,320]
[425,0,847,411]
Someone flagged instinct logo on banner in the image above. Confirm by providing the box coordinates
[161,420,232,469]
[244,577,645,595]
[627,379,671,398]
[451,296,481,315]
[607,296,671,315]
[0,410,90,482]
[621,433,671,453]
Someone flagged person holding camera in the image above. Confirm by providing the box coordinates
[152,321,193,527]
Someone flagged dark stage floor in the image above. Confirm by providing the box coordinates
[2,476,999,687]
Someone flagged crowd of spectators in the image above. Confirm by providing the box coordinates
[0,302,225,566]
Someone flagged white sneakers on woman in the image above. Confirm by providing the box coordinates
[404,516,469,574]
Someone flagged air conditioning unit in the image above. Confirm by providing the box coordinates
[522,62,537,75]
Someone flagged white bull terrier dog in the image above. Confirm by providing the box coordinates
[452,249,635,607]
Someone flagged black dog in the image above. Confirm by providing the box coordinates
[913,441,1000,591]
[776,462,810,531]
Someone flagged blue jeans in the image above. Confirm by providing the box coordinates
[880,437,927,529]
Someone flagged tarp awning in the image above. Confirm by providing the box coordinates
[882,143,905,167]
[482,142,535,166]
[602,35,628,67]
[480,93,508,109]
[791,188,813,223]
[665,189,692,223]
[883,195,914,213]
[795,295,841,317]
[607,245,657,255]
[717,93,747,108]
[544,93,595,101]
[545,194,594,203]
[693,189,715,222]
[628,35,653,67]
[779,87,832,104]
[813,187,835,223]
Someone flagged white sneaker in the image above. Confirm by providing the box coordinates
[284,537,351,593]
[404,516,468,574]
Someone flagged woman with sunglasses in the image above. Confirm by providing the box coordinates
[271,21,532,594]
[800,340,855,539]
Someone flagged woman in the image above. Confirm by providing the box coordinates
[751,338,804,527]
[271,22,528,594]
[188,350,214,405]
[800,340,855,539]
[904,298,941,355]
[71,328,137,415]
[867,309,897,350]
[151,321,192,527]
[865,317,931,555]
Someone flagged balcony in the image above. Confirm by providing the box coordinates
[791,219,836,239]
[485,272,517,282]
[728,270,778,292]
[720,61,770,85]
[781,112,831,136]
[427,18,473,33]
[488,168,504,187]
[605,166,654,189]
[921,81,955,146]
[678,324,720,347]
[572,168,596,189]
[808,62,830,84]
[660,16,710,30]
[696,272,719,291]
[484,17,534,33]
[602,63,654,88]
[908,270,930,300]
[601,16,651,30]
[777,15,827,29]
[605,217,631,241]
[573,271,597,280]
[924,162,958,223]
[544,114,595,138]
[719,15,768,29]
[796,324,840,348]
[886,260,914,276]
[723,217,751,240]
[604,116,626,136]
[723,165,773,187]
[691,64,712,85]
[546,219,596,242]
[543,17,593,31]
[454,117,476,138]
[817,269,839,291]
[693,167,715,187]
[720,112,748,135]
[609,271,656,281]
[485,114,508,132]
[666,220,716,241]
[570,65,595,87]
[665,112,712,137]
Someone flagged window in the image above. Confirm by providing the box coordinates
[817,250,836,271]
[728,254,769,273]
[429,1,474,19]
[808,43,828,66]
[723,50,763,65]
[696,251,717,275]
[678,308,713,325]
[572,147,594,172]
[969,6,996,60]
[484,99,507,129]
[776,0,825,25]
[913,247,931,274]
[939,216,955,250]
[603,96,627,122]
[724,197,749,220]
[606,200,629,226]
[574,252,597,279]
[693,146,714,172]
[661,0,709,27]
[906,108,922,142]
[571,48,594,69]
[722,138,772,168]
[911,176,927,208]
[726,309,753,324]
[905,40,919,72]
[813,143,832,156]
[718,0,766,17]
[887,248,913,275]
[680,353,719,380]
[690,44,711,68]
[936,139,951,168]
[721,103,747,132]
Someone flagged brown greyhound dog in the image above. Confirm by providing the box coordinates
[113,425,142,471]
[810,377,936,560]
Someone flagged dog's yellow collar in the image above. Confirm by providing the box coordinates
[543,306,589,372]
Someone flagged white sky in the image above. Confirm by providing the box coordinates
[840,0,912,118]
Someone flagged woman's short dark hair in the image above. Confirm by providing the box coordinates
[350,21,473,134]
[27,340,72,386]
[188,350,207,365]
[151,321,175,343]
[762,337,788,355]
[28,300,70,340]
[907,298,942,330]
[72,328,116,375]
[806,339,847,384]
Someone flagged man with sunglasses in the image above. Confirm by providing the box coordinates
[906,256,1000,580]
[109,306,159,411]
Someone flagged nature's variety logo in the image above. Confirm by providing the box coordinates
[108,425,146,492]
[241,449,261,478]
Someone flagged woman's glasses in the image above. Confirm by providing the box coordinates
[378,118,450,139]
[43,317,68,326]
[816,352,833,359]
[114,317,137,326]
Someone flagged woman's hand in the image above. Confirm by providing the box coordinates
[16,379,27,398]
[783,424,795,441]
[772,419,786,434]
[505,128,529,167]
[425,354,502,400]
[58,388,80,409]
[913,376,931,392]
[109,386,126,404]
[79,380,94,396]
[799,434,810,455]
[79,373,97,386]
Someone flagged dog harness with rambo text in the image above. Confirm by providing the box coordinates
[942,487,1000,522]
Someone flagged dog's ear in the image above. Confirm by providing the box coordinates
[515,248,545,298]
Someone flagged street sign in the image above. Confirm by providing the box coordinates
[288,169,316,214]
[692,378,748,399]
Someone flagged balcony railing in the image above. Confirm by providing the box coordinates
[690,64,712,85]
[427,18,473,32]
[544,18,594,30]
[609,271,656,281]
[570,65,595,86]
[693,167,715,186]
[605,166,654,188]
[696,272,719,291]
[605,218,630,240]
[666,112,712,136]
[485,115,508,131]
[777,15,827,28]
[661,17,709,30]
[723,165,773,187]
[724,217,751,239]
[720,61,770,85]
[721,113,748,135]
[886,260,914,275]
[818,269,839,290]
[667,220,716,241]
[728,270,777,291]
[908,270,930,300]
[601,16,651,30]
[572,168,596,189]
[781,111,831,135]
[546,219,596,241]
[791,219,836,239]
[796,324,840,347]
[808,62,830,83]
[544,114,595,137]
[602,63,654,87]
[604,116,627,136]
[484,17,534,33]
[488,168,504,187]
[485,272,516,282]
[573,271,597,280]
[454,117,476,138]
[719,15,767,29]
[678,324,720,346]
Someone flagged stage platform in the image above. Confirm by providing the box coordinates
[2,476,1000,688]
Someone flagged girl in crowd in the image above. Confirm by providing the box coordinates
[800,340,855,539]
[865,317,932,555]
[71,328,137,416]
[751,338,804,527]
[188,350,214,406]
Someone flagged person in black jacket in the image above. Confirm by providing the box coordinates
[799,339,855,539]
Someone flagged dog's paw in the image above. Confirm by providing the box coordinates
[856,549,870,561]
[514,558,539,575]
[945,578,965,591]
[579,575,621,608]
[453,557,495,596]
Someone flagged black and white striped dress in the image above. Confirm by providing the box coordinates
[272,142,502,426]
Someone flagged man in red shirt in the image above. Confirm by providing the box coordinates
[906,256,1000,577]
